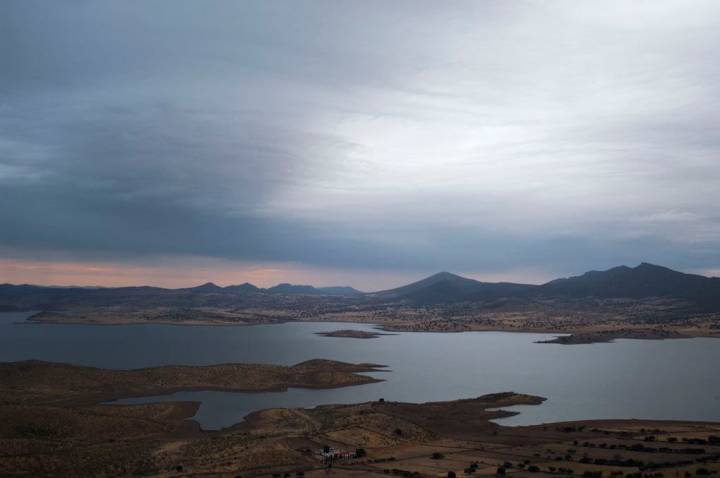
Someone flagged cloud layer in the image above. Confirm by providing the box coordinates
[2,1,720,287]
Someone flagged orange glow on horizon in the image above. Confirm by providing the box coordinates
[0,258,607,291]
[0,257,422,291]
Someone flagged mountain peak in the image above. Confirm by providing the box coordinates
[427,271,464,281]
[191,282,223,292]
[541,263,718,306]
[223,282,259,293]
[374,271,535,304]
[635,262,669,271]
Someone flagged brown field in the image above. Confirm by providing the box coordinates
[27,301,720,345]
[1,360,719,477]
[0,359,385,405]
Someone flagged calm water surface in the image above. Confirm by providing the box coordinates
[1,311,719,429]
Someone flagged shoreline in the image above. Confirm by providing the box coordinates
[0,359,387,406]
[18,309,720,345]
[3,375,720,477]
[2,359,720,476]
[315,329,396,339]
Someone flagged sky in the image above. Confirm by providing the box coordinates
[1,0,719,290]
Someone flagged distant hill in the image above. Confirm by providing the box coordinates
[373,271,536,304]
[314,286,364,297]
[265,283,362,297]
[371,263,720,308]
[184,282,224,293]
[1,263,718,311]
[223,283,260,294]
[540,262,720,309]
[0,279,362,310]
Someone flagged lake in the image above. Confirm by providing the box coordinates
[1,311,719,430]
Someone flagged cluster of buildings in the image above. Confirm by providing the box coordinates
[319,446,365,464]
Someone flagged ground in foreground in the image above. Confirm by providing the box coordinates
[1,361,719,477]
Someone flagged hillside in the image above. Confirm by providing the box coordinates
[540,263,720,309]
[1,263,718,311]
[0,281,361,310]
[372,272,535,304]
[265,283,362,297]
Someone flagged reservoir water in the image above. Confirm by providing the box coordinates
[1,311,719,429]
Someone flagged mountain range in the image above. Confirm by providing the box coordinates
[1,263,719,311]
[376,262,720,308]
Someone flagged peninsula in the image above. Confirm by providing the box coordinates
[1,362,719,477]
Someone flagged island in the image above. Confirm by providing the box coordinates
[538,328,689,345]
[315,329,392,339]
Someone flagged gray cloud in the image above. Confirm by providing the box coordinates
[2,0,720,283]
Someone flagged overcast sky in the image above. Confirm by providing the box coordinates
[2,0,719,290]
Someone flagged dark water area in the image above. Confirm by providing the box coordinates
[2,311,719,429]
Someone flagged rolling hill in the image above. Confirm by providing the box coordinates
[371,263,720,308]
[0,263,718,311]
[372,272,536,304]
[539,262,720,309]
[265,283,362,297]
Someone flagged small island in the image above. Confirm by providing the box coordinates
[537,328,689,345]
[315,329,392,339]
